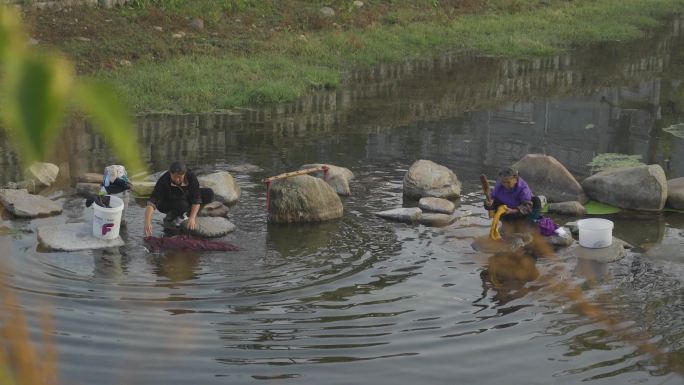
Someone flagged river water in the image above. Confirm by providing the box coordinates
[1,18,684,385]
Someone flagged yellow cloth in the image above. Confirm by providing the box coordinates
[489,205,508,240]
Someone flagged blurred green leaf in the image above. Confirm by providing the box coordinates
[584,200,621,215]
[74,81,145,174]
[1,54,72,163]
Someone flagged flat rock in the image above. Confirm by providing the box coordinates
[180,217,236,238]
[559,237,628,262]
[418,197,455,214]
[37,223,124,251]
[375,207,422,223]
[199,201,230,217]
[0,189,62,218]
[547,201,586,216]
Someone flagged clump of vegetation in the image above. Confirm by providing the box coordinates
[587,153,645,173]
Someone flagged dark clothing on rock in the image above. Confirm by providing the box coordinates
[144,235,239,252]
[148,170,214,218]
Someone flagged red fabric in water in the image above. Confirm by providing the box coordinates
[144,235,239,252]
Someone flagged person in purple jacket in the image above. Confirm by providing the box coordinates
[484,167,542,233]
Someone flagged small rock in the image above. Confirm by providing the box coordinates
[353,1,364,8]
[375,207,421,223]
[27,37,39,46]
[78,173,103,184]
[119,59,132,67]
[319,6,335,17]
[418,197,455,214]
[153,26,163,32]
[298,34,307,41]
[547,201,586,216]
[75,36,91,42]
[189,18,204,31]
[172,32,184,39]
[199,201,230,217]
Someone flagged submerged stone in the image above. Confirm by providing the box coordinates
[418,197,455,214]
[375,207,421,223]
[559,237,628,262]
[37,223,124,251]
[180,217,236,238]
[199,201,230,217]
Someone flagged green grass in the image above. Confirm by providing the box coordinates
[100,0,684,112]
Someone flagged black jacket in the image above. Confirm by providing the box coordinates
[148,170,201,208]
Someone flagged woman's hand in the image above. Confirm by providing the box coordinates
[504,207,518,215]
[144,222,153,237]
[187,216,198,230]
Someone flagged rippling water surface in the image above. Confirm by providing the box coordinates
[1,18,684,385]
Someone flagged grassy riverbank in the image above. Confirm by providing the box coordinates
[24,0,684,112]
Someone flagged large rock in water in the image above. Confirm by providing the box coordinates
[0,189,62,218]
[300,163,354,196]
[403,160,461,199]
[198,171,241,205]
[512,154,587,203]
[582,165,667,211]
[37,223,124,251]
[667,177,684,210]
[27,162,59,187]
[268,175,343,223]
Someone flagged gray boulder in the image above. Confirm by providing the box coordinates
[76,183,101,196]
[301,163,354,196]
[547,201,586,216]
[268,175,343,223]
[375,207,422,223]
[38,222,124,251]
[0,189,62,218]
[582,165,667,211]
[667,177,684,210]
[403,160,461,199]
[418,197,455,214]
[27,162,59,187]
[198,171,241,205]
[512,154,587,203]
[180,217,236,238]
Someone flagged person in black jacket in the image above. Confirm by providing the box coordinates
[144,161,214,237]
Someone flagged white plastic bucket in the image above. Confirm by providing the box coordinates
[92,195,124,240]
[577,218,614,248]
